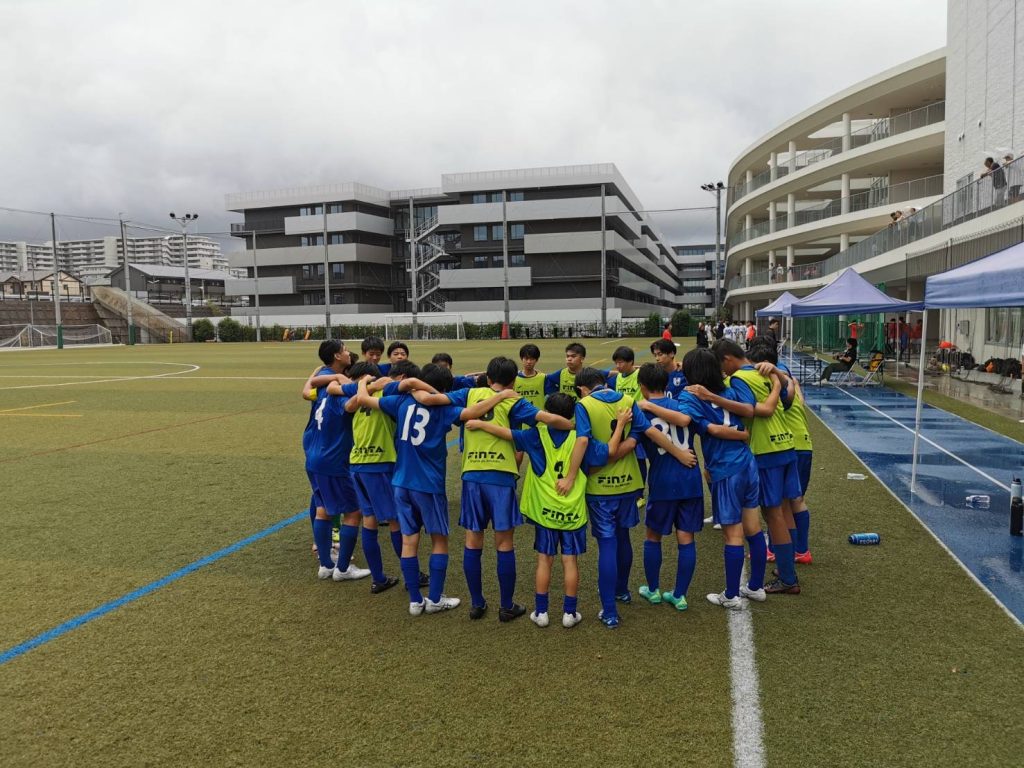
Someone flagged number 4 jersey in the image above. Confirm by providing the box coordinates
[640,396,703,502]
[378,393,464,494]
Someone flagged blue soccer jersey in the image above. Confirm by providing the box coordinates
[512,426,607,477]
[729,369,794,469]
[305,393,355,477]
[666,369,688,398]
[378,393,463,494]
[639,396,702,502]
[678,389,752,483]
[452,374,477,389]
[302,365,335,454]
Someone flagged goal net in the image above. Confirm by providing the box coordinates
[385,313,465,341]
[0,324,31,348]
[29,324,113,348]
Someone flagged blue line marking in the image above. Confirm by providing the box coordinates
[0,435,464,666]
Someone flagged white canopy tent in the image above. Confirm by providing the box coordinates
[910,241,1024,490]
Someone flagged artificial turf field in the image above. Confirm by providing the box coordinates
[0,338,1021,768]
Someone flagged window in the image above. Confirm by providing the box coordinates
[510,253,526,267]
[492,225,504,241]
[472,193,487,204]
[302,291,325,305]
[331,263,345,279]
[331,292,345,304]
[473,255,489,268]
[492,255,504,267]
[509,191,524,202]
[329,233,345,245]
[299,205,323,216]
[301,263,325,279]
[300,234,324,247]
[473,225,488,242]
[490,192,503,203]
[985,308,1024,344]
[510,223,524,240]
[327,203,343,214]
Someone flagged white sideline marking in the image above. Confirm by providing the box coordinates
[0,362,200,390]
[833,387,1010,492]
[729,569,765,768]
[810,401,1023,629]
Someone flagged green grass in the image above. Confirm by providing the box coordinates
[0,339,1021,767]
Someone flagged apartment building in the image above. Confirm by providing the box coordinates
[223,164,682,326]
[673,244,717,317]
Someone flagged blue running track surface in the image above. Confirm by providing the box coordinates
[804,385,1024,625]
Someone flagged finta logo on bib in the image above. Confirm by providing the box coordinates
[352,446,385,457]
[597,473,633,486]
[467,450,508,461]
[541,507,583,524]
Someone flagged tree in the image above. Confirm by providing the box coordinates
[192,318,215,342]
[643,312,662,337]
[217,317,243,342]
[670,310,691,337]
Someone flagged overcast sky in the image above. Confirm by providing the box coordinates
[0,0,946,247]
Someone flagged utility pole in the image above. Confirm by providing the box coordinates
[252,229,262,342]
[49,213,63,349]
[702,182,725,318]
[322,206,331,336]
[502,190,510,331]
[600,183,607,336]
[169,212,198,341]
[408,197,418,340]
[119,214,135,344]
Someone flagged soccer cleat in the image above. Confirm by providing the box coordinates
[713,523,722,530]
[764,578,801,595]
[639,585,663,605]
[562,611,583,629]
[333,564,371,581]
[469,603,488,620]
[703,515,714,524]
[499,603,527,623]
[795,550,813,565]
[765,548,776,563]
[740,585,767,602]
[597,609,620,628]
[418,571,430,587]
[409,600,425,616]
[661,591,688,611]
[317,565,334,580]
[615,591,632,604]
[424,595,461,613]
[370,576,400,594]
[530,610,549,628]
[706,592,745,610]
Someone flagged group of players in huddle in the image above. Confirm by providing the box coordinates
[301,334,813,629]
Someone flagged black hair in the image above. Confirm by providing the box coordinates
[388,360,421,380]
[712,338,746,362]
[318,339,342,367]
[486,356,518,387]
[431,352,454,367]
[519,343,541,360]
[682,348,726,394]
[474,373,489,387]
[637,362,668,393]
[387,340,410,356]
[347,361,380,379]
[420,363,453,393]
[847,338,858,347]
[565,342,586,357]
[612,345,635,363]
[649,338,676,356]
[361,336,384,354]
[544,392,576,420]
[746,340,778,365]
[574,367,607,391]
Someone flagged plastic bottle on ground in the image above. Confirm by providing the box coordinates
[847,472,866,480]
[965,495,991,510]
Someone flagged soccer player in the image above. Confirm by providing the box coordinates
[690,339,801,595]
[649,338,688,397]
[430,352,481,390]
[574,367,697,628]
[386,340,409,366]
[361,336,385,368]
[465,392,591,629]
[301,346,372,583]
[355,364,516,615]
[514,343,545,410]
[442,356,574,621]
[607,346,641,401]
[544,342,588,400]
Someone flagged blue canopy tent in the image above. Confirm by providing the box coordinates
[910,241,1024,490]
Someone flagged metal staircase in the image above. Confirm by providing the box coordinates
[407,216,448,313]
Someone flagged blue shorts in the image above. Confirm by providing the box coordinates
[797,450,812,497]
[534,524,587,556]
[394,486,449,536]
[712,457,760,527]
[587,494,640,539]
[308,470,358,517]
[352,471,398,523]
[646,497,704,535]
[757,453,803,509]
[459,480,522,532]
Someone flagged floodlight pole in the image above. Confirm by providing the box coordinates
[600,183,607,336]
[119,214,135,345]
[252,229,262,342]
[502,190,510,331]
[322,206,331,336]
[169,213,197,341]
[49,213,63,349]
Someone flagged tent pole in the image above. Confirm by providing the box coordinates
[910,309,929,494]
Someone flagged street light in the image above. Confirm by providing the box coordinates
[701,182,725,318]
[169,212,198,341]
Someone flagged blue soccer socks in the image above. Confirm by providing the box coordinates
[535,592,549,615]
[774,542,798,585]
[312,518,335,569]
[496,550,517,610]
[428,553,449,604]
[615,527,633,596]
[400,556,422,604]
[361,527,385,583]
[643,539,662,592]
[746,532,768,590]
[794,510,811,553]
[597,537,618,619]
[463,547,485,608]
[724,544,745,599]
[337,523,359,574]
[390,530,403,560]
[674,542,697,599]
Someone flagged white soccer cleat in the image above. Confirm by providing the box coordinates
[333,564,371,581]
[740,585,767,602]
[706,591,745,610]
[424,595,461,613]
[703,515,713,524]
[409,600,425,616]
[317,565,335,580]
[530,611,549,628]
[562,611,583,629]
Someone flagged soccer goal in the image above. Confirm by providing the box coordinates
[28,324,113,348]
[0,324,31,348]
[384,313,465,341]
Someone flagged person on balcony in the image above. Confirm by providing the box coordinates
[983,157,1007,206]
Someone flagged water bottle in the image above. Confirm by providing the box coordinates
[846,472,866,480]
[965,495,991,510]
[848,533,880,545]
[1011,478,1023,537]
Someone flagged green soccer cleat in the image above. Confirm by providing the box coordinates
[638,585,663,605]
[661,591,689,611]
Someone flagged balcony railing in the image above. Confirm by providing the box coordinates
[729,101,946,205]
[728,174,944,248]
[728,155,1024,292]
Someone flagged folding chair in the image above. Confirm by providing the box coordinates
[855,351,886,386]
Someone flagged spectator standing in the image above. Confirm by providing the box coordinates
[910,318,923,356]
[696,322,709,348]
[983,157,1007,206]
[766,319,780,349]
[662,322,672,342]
